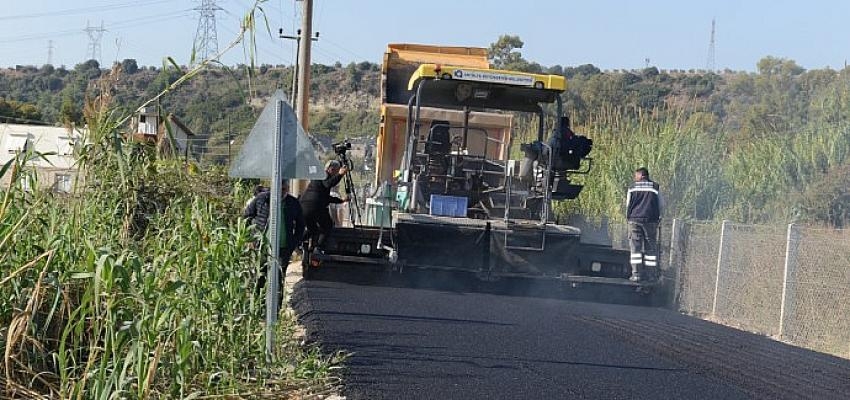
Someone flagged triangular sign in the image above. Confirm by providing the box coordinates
[228,89,326,180]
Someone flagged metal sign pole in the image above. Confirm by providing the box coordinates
[266,100,284,359]
[229,89,325,360]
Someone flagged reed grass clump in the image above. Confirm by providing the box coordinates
[560,102,850,226]
[1,70,339,400]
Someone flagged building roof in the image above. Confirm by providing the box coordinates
[0,123,83,170]
[166,114,196,136]
[138,106,158,115]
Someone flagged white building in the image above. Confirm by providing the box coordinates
[130,107,195,156]
[0,123,82,192]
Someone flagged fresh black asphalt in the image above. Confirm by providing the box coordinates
[292,272,850,400]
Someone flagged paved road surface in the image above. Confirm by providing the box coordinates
[292,274,850,400]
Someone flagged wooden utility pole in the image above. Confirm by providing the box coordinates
[296,0,313,125]
[293,0,314,196]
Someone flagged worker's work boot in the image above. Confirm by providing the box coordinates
[629,266,642,282]
[306,245,323,268]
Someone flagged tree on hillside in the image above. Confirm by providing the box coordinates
[120,59,139,75]
[488,35,541,72]
[563,64,601,78]
[147,67,182,96]
[59,93,82,126]
[488,35,523,67]
[0,100,13,121]
[75,60,102,81]
[795,164,850,227]
[734,56,808,138]
[16,103,42,122]
[757,56,804,77]
[0,99,43,123]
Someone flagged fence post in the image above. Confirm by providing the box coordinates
[778,223,799,339]
[712,219,729,317]
[668,218,682,308]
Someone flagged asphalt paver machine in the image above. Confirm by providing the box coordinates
[303,44,655,293]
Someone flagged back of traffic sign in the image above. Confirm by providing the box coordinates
[228,89,325,180]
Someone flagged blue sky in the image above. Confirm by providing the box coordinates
[1,0,848,71]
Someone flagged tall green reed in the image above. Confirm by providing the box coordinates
[2,4,341,397]
[558,97,850,226]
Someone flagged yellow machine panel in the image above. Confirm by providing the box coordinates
[408,64,567,91]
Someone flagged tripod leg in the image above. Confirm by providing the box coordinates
[340,157,362,226]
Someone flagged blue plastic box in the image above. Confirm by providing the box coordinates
[429,194,468,217]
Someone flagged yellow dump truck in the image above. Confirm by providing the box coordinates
[373,44,513,188]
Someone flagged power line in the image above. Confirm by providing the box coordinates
[0,28,82,44]
[706,18,716,72]
[291,0,299,64]
[311,44,342,64]
[193,0,223,64]
[47,40,54,65]
[280,0,286,42]
[114,37,122,64]
[0,0,174,21]
[84,21,106,64]
[320,37,370,62]
[218,23,286,63]
[107,11,195,32]
[0,10,192,44]
[280,28,319,102]
[219,0,298,66]
[316,0,326,29]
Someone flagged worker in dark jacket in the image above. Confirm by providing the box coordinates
[300,160,349,254]
[549,116,592,171]
[626,167,664,282]
[243,184,267,212]
[243,180,305,293]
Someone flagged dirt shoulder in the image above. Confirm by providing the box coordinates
[282,260,345,400]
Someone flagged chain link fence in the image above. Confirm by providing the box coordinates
[712,222,787,335]
[662,220,850,359]
[780,227,850,357]
[675,222,721,316]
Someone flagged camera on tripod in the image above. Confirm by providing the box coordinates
[333,140,352,156]
[330,139,361,226]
